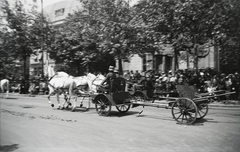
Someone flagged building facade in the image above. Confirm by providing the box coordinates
[119,44,218,74]
[29,0,82,78]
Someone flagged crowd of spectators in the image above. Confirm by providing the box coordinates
[121,68,240,101]
[25,67,240,101]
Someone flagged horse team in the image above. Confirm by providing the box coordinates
[47,71,105,111]
[1,71,105,112]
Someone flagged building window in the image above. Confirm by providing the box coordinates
[55,8,65,17]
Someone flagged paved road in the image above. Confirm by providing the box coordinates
[1,93,240,152]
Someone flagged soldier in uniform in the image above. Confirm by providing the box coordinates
[100,66,116,90]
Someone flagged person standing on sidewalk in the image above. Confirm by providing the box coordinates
[232,72,240,100]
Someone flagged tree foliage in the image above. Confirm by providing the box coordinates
[218,0,240,73]
[48,0,137,74]
[1,0,239,78]
[132,0,234,71]
[0,0,50,80]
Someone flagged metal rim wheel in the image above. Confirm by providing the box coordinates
[116,104,131,113]
[95,95,111,116]
[171,98,197,125]
[196,103,209,119]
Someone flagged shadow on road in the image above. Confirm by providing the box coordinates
[108,111,140,117]
[194,117,240,125]
[0,144,19,152]
[2,97,18,100]
[57,107,95,113]
[192,118,217,126]
[135,114,175,123]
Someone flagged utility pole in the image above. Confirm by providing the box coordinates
[41,0,44,79]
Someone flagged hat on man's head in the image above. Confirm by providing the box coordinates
[108,66,114,71]
[114,68,119,73]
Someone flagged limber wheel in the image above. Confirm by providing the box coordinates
[196,102,209,119]
[95,95,111,116]
[132,91,146,108]
[133,91,146,102]
[116,104,131,113]
[171,98,197,125]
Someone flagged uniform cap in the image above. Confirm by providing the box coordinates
[108,66,114,71]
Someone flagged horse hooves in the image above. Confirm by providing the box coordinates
[68,103,72,106]
[61,107,65,110]
[80,104,83,107]
[51,104,54,107]
[71,109,75,112]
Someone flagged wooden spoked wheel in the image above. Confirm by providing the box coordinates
[196,102,209,119]
[132,91,146,108]
[133,91,146,102]
[95,95,111,116]
[116,104,131,113]
[171,98,197,125]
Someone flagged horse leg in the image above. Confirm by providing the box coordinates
[64,94,69,109]
[6,90,9,98]
[80,96,84,107]
[87,95,91,109]
[71,97,77,112]
[47,91,55,107]
[64,94,72,108]
[56,92,62,109]
[0,87,3,98]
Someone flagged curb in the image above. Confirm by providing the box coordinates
[209,103,240,108]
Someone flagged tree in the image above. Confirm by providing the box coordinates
[218,0,240,73]
[133,0,233,73]
[1,0,50,92]
[48,0,136,74]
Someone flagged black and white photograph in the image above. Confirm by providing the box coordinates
[1,0,240,151]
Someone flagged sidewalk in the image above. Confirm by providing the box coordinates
[209,100,240,108]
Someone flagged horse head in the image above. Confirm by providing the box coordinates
[86,73,96,81]
[92,74,105,86]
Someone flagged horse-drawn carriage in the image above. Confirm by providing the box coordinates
[92,78,132,116]
[90,75,235,124]
[45,67,236,125]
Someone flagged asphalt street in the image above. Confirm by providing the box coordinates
[1,93,240,152]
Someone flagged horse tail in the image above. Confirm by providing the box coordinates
[69,80,77,97]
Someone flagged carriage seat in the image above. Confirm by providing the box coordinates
[110,78,126,93]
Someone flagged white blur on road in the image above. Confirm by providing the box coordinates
[1,93,240,152]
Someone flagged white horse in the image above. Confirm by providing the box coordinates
[47,71,77,110]
[0,79,9,98]
[91,74,105,93]
[71,73,105,111]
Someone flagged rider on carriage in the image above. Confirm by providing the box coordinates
[99,66,116,92]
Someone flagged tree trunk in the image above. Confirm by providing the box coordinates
[23,55,29,94]
[118,59,123,74]
[194,46,198,74]
[174,48,178,72]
